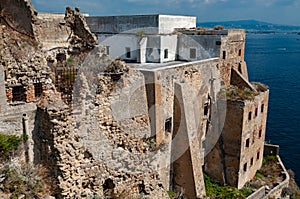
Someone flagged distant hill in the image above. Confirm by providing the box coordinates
[197,20,300,32]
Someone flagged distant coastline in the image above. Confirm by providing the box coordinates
[198,19,300,33]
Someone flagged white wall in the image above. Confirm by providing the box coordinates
[146,36,161,63]
[177,35,221,61]
[160,35,177,63]
[98,35,139,61]
[159,15,196,34]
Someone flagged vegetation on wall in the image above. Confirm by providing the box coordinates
[1,164,52,198]
[220,85,258,101]
[0,132,54,198]
[252,82,269,92]
[0,132,27,161]
[204,173,253,199]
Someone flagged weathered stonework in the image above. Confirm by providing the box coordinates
[0,0,36,37]
[1,1,294,198]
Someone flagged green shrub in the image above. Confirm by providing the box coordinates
[0,133,26,160]
[136,30,145,37]
[167,190,176,199]
[204,173,253,198]
[66,57,73,66]
[255,171,265,179]
[262,155,278,166]
[1,164,52,198]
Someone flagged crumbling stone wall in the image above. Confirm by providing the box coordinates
[35,13,72,51]
[205,87,269,189]
[64,7,98,50]
[34,58,169,198]
[219,29,247,86]
[35,8,98,52]
[139,58,224,198]
[238,90,269,188]
[0,24,50,87]
[0,68,6,112]
[0,0,36,37]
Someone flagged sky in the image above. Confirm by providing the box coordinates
[31,0,300,26]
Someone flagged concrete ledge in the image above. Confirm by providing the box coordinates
[246,186,265,199]
[246,155,290,199]
[265,155,290,198]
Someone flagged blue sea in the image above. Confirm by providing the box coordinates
[245,32,300,185]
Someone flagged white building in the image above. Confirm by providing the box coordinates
[86,14,223,64]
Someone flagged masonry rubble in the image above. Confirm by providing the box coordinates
[0,0,296,198]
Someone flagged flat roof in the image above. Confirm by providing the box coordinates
[87,14,195,18]
[129,58,219,72]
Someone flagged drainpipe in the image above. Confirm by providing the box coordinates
[22,113,30,163]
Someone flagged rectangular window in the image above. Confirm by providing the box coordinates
[164,49,169,59]
[222,51,226,59]
[238,63,242,73]
[125,47,131,58]
[248,111,252,120]
[259,129,262,138]
[243,163,247,172]
[257,150,260,160]
[34,83,43,98]
[250,158,254,166]
[239,49,242,56]
[165,118,172,133]
[106,46,110,55]
[246,138,250,148]
[190,48,196,59]
[204,103,209,116]
[12,86,26,102]
[255,107,258,117]
[261,104,265,113]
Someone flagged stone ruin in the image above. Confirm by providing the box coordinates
[0,0,293,199]
[0,0,169,198]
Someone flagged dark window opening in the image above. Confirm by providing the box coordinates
[257,151,260,160]
[190,48,196,59]
[148,48,153,55]
[248,111,252,120]
[106,46,110,55]
[239,49,242,56]
[238,63,242,73]
[255,107,258,117]
[261,104,265,113]
[259,129,262,138]
[103,178,115,191]
[12,86,26,102]
[250,158,254,166]
[56,53,66,63]
[222,51,226,59]
[246,138,250,148]
[216,41,221,45]
[164,49,169,59]
[204,103,209,116]
[165,118,172,133]
[252,131,255,144]
[243,163,247,172]
[4,70,7,80]
[34,83,43,98]
[125,47,131,58]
